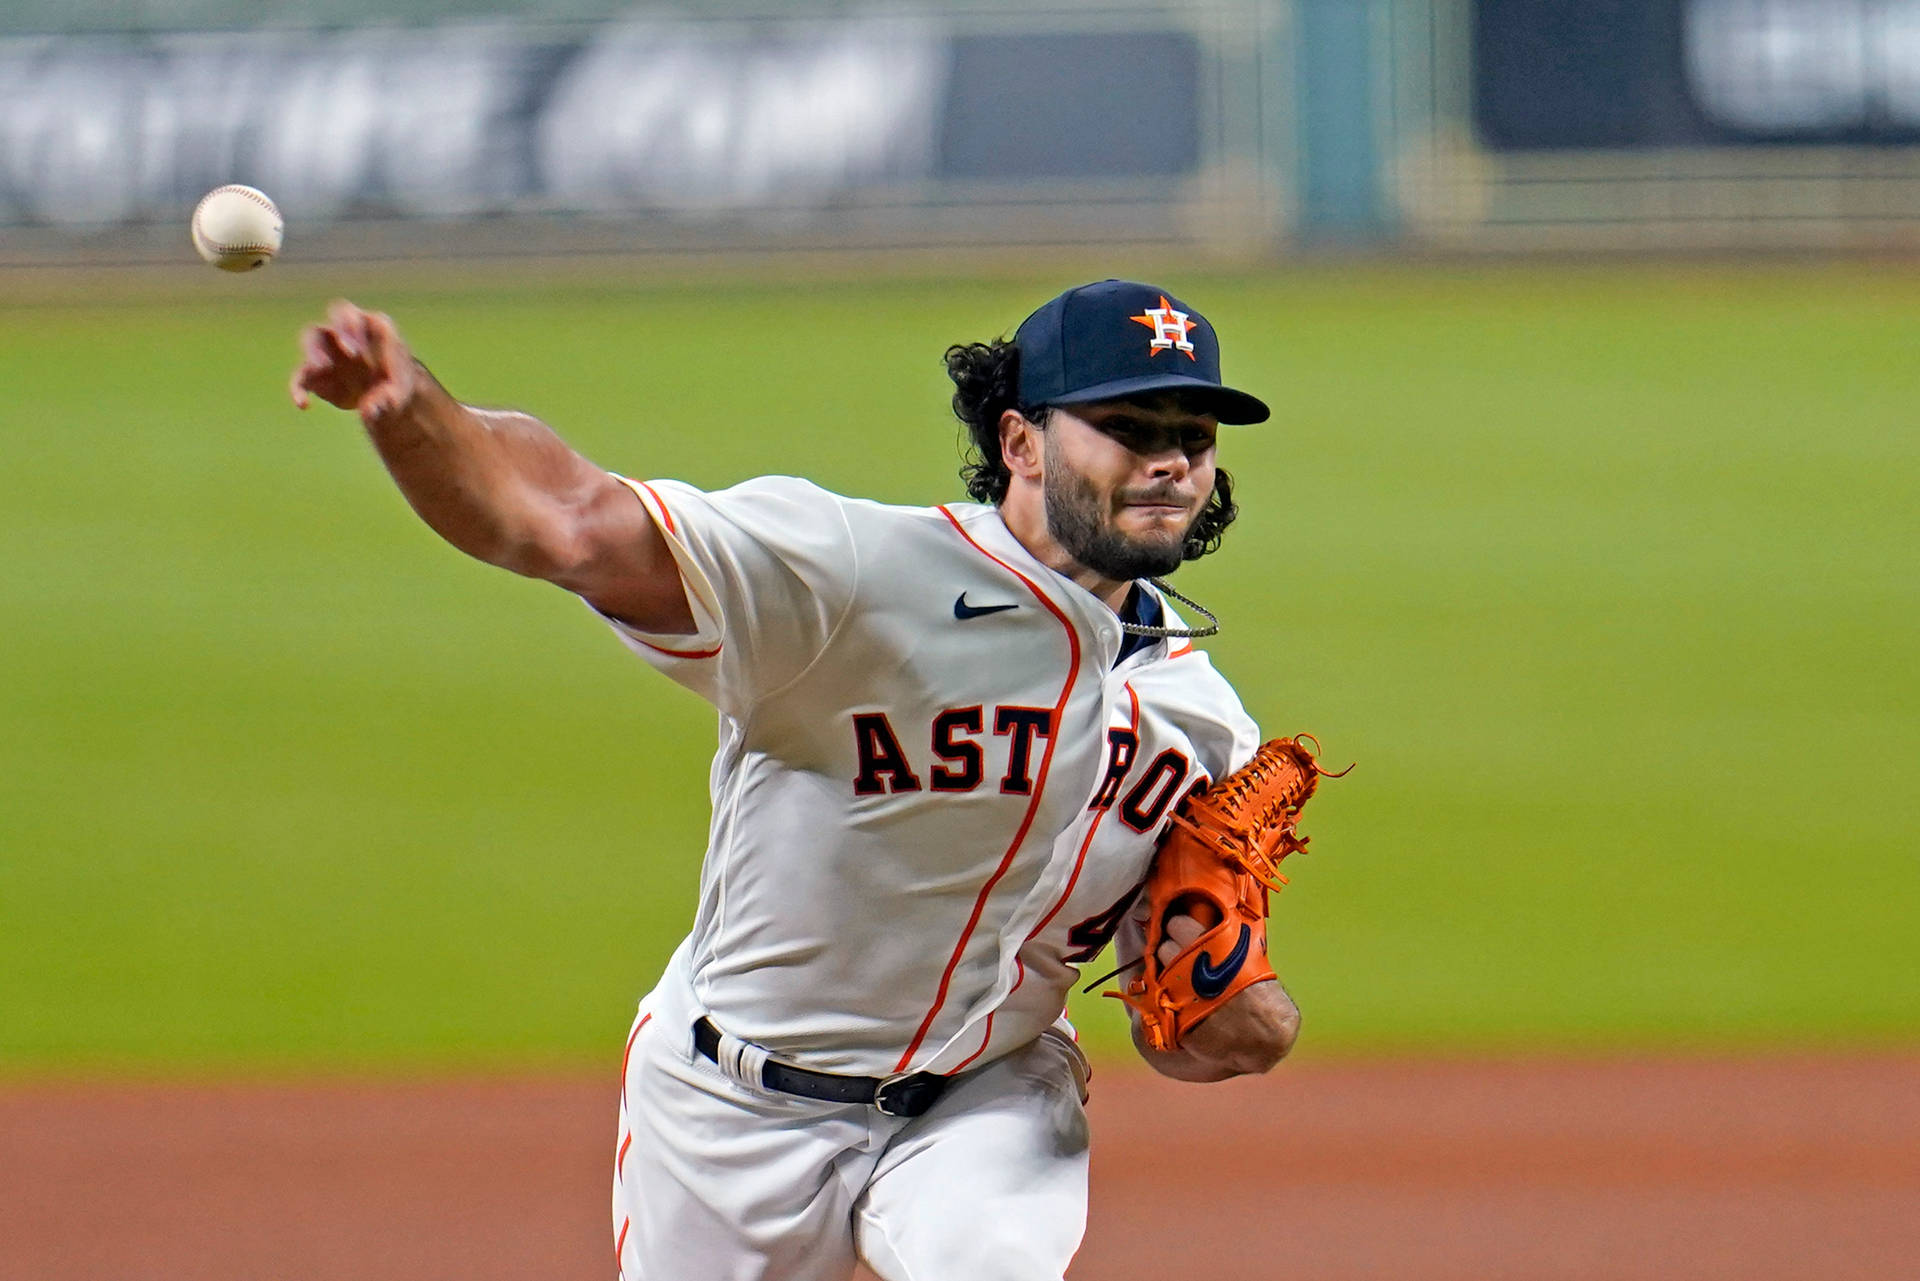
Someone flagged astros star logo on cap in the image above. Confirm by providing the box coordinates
[1011,279,1271,423]
[1129,295,1197,360]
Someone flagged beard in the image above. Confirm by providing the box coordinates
[1042,432,1193,582]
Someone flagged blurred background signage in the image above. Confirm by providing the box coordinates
[1686,0,1920,137]
[0,21,947,225]
[0,15,1202,229]
[5,0,1920,259]
[1476,0,1920,148]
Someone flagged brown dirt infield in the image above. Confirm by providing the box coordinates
[4,1054,1915,1280]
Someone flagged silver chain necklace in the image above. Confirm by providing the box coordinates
[1118,578,1220,639]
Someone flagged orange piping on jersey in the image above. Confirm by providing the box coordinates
[624,482,719,658]
[950,684,1143,1073]
[636,480,677,535]
[614,1010,646,1280]
[895,507,1085,1073]
[1169,642,1194,659]
[952,958,1016,1074]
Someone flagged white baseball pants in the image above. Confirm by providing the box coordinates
[613,1002,1092,1281]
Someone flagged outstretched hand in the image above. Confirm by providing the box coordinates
[290,300,419,421]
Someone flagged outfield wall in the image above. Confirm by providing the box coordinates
[0,1,1285,269]
[1395,0,1920,251]
[4,0,1920,267]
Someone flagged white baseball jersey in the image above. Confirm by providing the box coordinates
[601,474,1260,1078]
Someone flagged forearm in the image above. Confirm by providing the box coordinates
[364,362,612,578]
[1132,978,1300,1083]
[1132,1025,1236,1083]
[294,301,690,630]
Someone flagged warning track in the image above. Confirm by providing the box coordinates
[3,1054,1915,1280]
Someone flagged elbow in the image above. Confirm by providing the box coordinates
[500,528,589,584]
[1220,1016,1296,1079]
[1133,982,1302,1082]
[1248,996,1301,1074]
[1226,982,1301,1077]
[422,512,576,581]
[463,481,612,584]
[489,503,600,585]
[501,481,650,595]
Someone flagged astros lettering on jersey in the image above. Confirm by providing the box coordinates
[602,475,1259,1078]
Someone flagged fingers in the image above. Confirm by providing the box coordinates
[289,324,332,408]
[289,330,315,409]
[1164,914,1207,947]
[292,301,404,414]
[327,299,371,359]
[356,313,412,422]
[289,322,352,409]
[1156,912,1209,966]
[363,308,399,368]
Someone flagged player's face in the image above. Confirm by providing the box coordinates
[1040,397,1219,582]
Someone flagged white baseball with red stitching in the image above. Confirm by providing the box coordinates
[190,185,283,272]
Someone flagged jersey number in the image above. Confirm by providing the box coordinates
[1064,885,1143,965]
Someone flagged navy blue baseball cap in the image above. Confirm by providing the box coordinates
[1014,279,1269,425]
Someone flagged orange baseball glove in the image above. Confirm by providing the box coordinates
[1111,735,1348,1053]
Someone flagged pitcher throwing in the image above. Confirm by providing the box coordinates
[290,279,1330,1279]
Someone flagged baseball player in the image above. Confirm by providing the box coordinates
[290,279,1300,1280]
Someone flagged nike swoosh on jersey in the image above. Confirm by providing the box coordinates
[1190,924,1252,999]
[953,594,1019,620]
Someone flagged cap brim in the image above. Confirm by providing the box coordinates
[1044,373,1270,425]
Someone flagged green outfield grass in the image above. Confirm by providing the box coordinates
[3,265,1916,1074]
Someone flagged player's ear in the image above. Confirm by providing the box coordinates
[1000,409,1044,482]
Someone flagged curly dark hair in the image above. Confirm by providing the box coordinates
[943,338,1238,562]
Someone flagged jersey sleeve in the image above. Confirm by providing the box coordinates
[1176,649,1263,780]
[1224,703,1261,774]
[595,474,858,715]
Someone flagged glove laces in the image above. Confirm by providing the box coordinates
[1166,735,1354,891]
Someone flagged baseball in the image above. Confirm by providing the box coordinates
[190,185,283,272]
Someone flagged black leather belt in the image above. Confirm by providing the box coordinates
[692,1017,951,1118]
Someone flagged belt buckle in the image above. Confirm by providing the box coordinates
[873,1071,940,1118]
